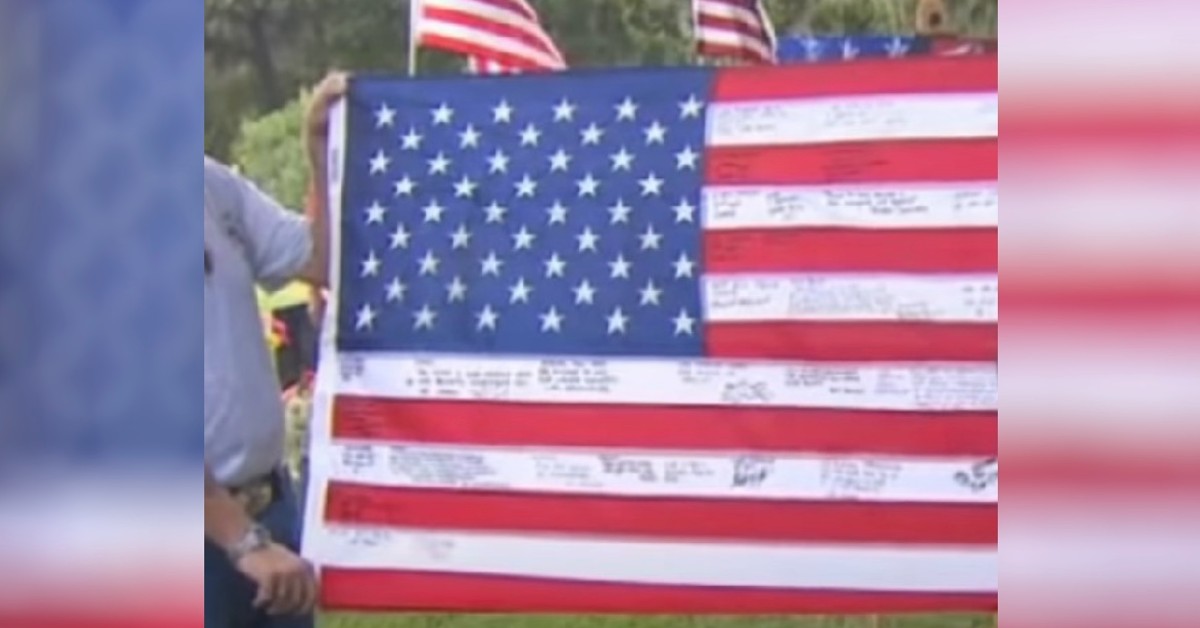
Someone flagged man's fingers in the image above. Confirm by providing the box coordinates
[266,573,299,615]
[252,575,274,609]
[297,568,318,614]
[319,71,349,101]
[328,71,348,95]
[264,575,289,614]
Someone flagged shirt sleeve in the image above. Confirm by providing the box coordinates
[205,158,313,292]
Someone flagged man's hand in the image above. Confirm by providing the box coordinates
[235,542,318,616]
[304,71,349,148]
[298,70,349,288]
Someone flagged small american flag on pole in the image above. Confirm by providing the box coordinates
[414,0,566,72]
[304,55,997,613]
[693,0,777,64]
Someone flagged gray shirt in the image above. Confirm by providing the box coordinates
[204,157,312,486]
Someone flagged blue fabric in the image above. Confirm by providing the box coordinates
[776,35,934,63]
[205,473,313,628]
[337,69,714,358]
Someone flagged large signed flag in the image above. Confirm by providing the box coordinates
[304,55,998,613]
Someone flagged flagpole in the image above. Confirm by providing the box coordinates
[407,0,421,76]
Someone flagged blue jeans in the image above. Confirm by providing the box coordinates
[205,472,314,628]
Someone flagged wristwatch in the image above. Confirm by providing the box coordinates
[227,523,272,563]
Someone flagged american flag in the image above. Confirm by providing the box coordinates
[777,35,933,63]
[930,36,998,56]
[304,55,998,613]
[776,36,996,64]
[414,0,566,72]
[693,0,777,64]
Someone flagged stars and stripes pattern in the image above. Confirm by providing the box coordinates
[776,36,996,64]
[415,0,566,72]
[304,56,998,614]
[693,0,777,64]
[778,35,932,63]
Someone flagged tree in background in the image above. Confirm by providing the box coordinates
[231,90,308,211]
[220,0,998,200]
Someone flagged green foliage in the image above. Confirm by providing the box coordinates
[205,0,997,159]
[230,91,308,212]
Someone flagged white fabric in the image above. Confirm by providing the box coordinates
[326,441,998,503]
[311,525,997,592]
[702,183,998,230]
[703,273,998,323]
[322,353,997,411]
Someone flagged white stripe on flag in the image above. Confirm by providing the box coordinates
[325,442,998,503]
[695,27,774,62]
[694,0,776,63]
[696,0,770,29]
[702,184,998,230]
[702,273,998,323]
[707,93,998,147]
[423,0,558,52]
[421,20,564,69]
[322,354,997,411]
[421,0,565,68]
[312,525,997,592]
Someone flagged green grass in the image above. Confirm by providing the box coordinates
[321,614,996,628]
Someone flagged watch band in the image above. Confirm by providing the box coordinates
[227,522,272,563]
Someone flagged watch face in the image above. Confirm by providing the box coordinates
[250,524,272,547]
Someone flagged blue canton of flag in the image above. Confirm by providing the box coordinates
[337,70,714,358]
[777,35,932,63]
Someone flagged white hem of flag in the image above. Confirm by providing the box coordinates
[311,525,997,593]
[302,99,349,563]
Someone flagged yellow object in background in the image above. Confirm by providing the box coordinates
[258,280,308,356]
[257,280,310,312]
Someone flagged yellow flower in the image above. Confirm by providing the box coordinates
[263,312,287,353]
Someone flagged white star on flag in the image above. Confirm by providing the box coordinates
[374,103,396,128]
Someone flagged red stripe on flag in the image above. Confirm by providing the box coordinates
[698,42,772,64]
[471,0,539,22]
[325,483,998,545]
[708,322,997,362]
[321,568,998,613]
[704,228,997,273]
[705,140,997,186]
[696,13,771,40]
[331,397,998,457]
[711,56,997,101]
[420,34,543,72]
[423,7,560,60]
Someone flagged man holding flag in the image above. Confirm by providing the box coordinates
[204,71,345,628]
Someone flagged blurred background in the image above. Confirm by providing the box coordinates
[206,0,997,209]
